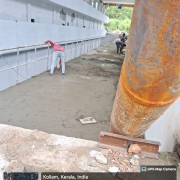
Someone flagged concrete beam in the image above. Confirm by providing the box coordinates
[102,0,135,5]
[104,3,134,7]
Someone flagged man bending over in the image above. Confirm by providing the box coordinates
[45,40,66,75]
[116,33,126,54]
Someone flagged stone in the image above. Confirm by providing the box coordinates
[130,157,139,166]
[120,162,126,165]
[108,167,119,176]
[123,159,129,163]
[119,166,124,172]
[140,156,145,159]
[101,149,109,156]
[95,154,107,165]
[133,155,140,159]
[128,144,142,154]
[90,150,101,157]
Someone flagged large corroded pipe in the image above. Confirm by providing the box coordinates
[110,0,180,137]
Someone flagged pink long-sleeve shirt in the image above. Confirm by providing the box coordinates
[45,40,65,52]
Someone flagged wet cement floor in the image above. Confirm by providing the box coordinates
[0,42,125,141]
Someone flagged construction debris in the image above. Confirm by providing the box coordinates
[101,149,109,156]
[79,117,96,124]
[99,131,160,159]
[0,125,179,178]
[123,159,129,163]
[90,150,101,157]
[95,154,107,165]
[128,144,142,154]
[130,156,139,166]
[120,162,126,165]
[133,155,140,159]
[80,76,91,80]
[104,149,136,172]
[108,167,119,176]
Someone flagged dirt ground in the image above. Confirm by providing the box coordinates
[0,41,124,141]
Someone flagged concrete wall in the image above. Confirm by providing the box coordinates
[0,20,105,49]
[46,0,109,23]
[0,0,107,47]
[0,0,112,91]
[0,32,116,91]
[0,0,107,49]
[145,98,180,152]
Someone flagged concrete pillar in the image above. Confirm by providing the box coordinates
[110,0,180,138]
[89,0,92,6]
[99,3,103,12]
[93,0,97,8]
[26,0,31,22]
[102,6,106,14]
[98,2,103,11]
[101,6,104,13]
[76,14,78,27]
[95,0,99,10]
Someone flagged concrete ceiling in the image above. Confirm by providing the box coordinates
[102,0,135,5]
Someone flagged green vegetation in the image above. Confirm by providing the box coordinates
[104,6,133,32]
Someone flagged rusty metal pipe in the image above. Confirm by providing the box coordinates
[110,0,180,137]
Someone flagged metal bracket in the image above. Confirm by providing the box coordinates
[98,131,161,159]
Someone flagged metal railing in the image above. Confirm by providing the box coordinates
[0,36,105,84]
[0,34,115,87]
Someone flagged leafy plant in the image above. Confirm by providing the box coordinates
[104,7,133,33]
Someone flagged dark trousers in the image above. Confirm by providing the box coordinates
[116,42,124,53]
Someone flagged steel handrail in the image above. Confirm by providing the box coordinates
[0,35,115,85]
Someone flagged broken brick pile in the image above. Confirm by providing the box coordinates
[93,144,146,173]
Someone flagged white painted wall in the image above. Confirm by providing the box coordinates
[46,0,109,23]
[31,0,54,24]
[0,0,112,91]
[0,0,27,22]
[0,20,106,49]
[0,0,107,49]
[145,98,180,152]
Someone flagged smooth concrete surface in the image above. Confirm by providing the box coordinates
[0,41,124,141]
[145,98,180,152]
